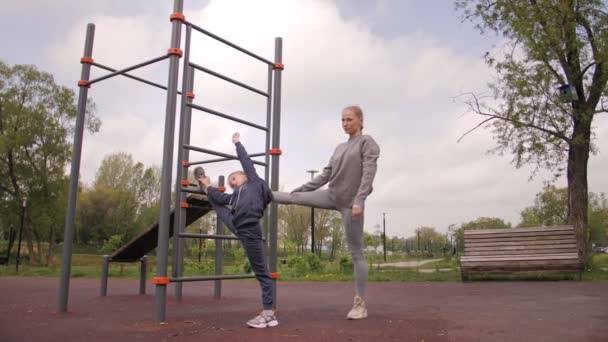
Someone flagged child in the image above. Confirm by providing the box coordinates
[196,132,277,328]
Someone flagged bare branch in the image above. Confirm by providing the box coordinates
[462,92,571,142]
[458,117,496,142]
[581,62,596,76]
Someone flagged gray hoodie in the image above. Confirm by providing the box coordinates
[293,134,380,208]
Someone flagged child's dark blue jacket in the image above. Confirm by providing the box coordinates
[206,142,273,229]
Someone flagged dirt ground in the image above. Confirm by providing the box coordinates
[0,277,606,341]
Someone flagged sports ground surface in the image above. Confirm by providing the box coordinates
[1,278,606,341]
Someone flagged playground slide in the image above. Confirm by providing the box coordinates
[110,196,212,261]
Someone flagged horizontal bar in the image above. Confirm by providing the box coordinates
[89,55,170,85]
[188,103,268,131]
[183,144,268,166]
[92,62,182,95]
[179,233,240,240]
[180,188,206,195]
[185,22,273,65]
[107,258,141,263]
[182,203,211,210]
[189,62,268,97]
[189,152,267,166]
[170,274,256,282]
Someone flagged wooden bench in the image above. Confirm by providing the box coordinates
[460,225,582,280]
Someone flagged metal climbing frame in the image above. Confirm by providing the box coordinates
[57,0,283,323]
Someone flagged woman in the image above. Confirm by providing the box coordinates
[273,105,380,319]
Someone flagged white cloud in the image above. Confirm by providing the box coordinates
[35,0,608,238]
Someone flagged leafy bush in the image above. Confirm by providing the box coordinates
[100,235,124,255]
[306,253,323,272]
[339,255,353,274]
[287,255,309,275]
[242,258,252,273]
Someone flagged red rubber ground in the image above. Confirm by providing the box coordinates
[0,278,606,341]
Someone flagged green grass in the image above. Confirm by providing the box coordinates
[2,252,608,282]
[417,257,459,269]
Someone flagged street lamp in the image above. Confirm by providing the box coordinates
[307,170,318,254]
[382,212,387,262]
[16,197,27,272]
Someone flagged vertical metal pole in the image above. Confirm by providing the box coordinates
[269,37,283,308]
[198,225,203,262]
[214,176,225,299]
[306,170,317,254]
[172,24,193,302]
[58,23,95,313]
[263,65,273,258]
[155,0,183,322]
[16,200,26,272]
[140,256,147,295]
[100,255,109,296]
[382,213,386,262]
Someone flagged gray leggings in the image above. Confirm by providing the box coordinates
[273,190,367,297]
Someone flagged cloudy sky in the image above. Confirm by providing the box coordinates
[2,0,607,238]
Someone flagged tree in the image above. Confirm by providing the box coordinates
[519,186,608,246]
[518,185,568,226]
[279,205,310,255]
[312,209,339,257]
[588,192,608,246]
[328,216,343,261]
[415,226,450,255]
[76,186,138,246]
[455,0,608,259]
[364,231,381,253]
[0,61,100,265]
[454,217,511,253]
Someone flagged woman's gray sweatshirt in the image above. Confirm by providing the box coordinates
[293,134,380,208]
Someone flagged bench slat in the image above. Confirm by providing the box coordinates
[460,260,580,269]
[464,248,578,256]
[461,253,579,262]
[465,244,577,252]
[464,225,573,235]
[463,235,575,243]
[465,239,575,247]
[464,231,574,240]
[461,266,581,273]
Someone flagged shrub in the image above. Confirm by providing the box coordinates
[306,253,323,272]
[339,255,353,274]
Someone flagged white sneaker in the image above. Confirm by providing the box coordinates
[247,311,279,328]
[346,295,368,320]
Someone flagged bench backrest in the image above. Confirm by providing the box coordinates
[463,225,577,257]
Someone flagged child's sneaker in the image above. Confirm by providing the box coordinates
[346,295,367,320]
[246,310,279,328]
[193,166,206,193]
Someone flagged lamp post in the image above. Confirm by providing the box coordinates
[306,170,318,254]
[16,197,27,272]
[382,212,387,262]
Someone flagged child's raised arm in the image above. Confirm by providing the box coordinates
[232,132,259,182]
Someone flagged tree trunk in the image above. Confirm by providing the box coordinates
[25,232,35,266]
[567,121,591,263]
[46,227,55,267]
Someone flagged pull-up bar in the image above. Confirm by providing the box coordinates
[188,103,268,131]
[187,152,267,166]
[189,62,268,97]
[186,21,274,66]
[183,144,268,167]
